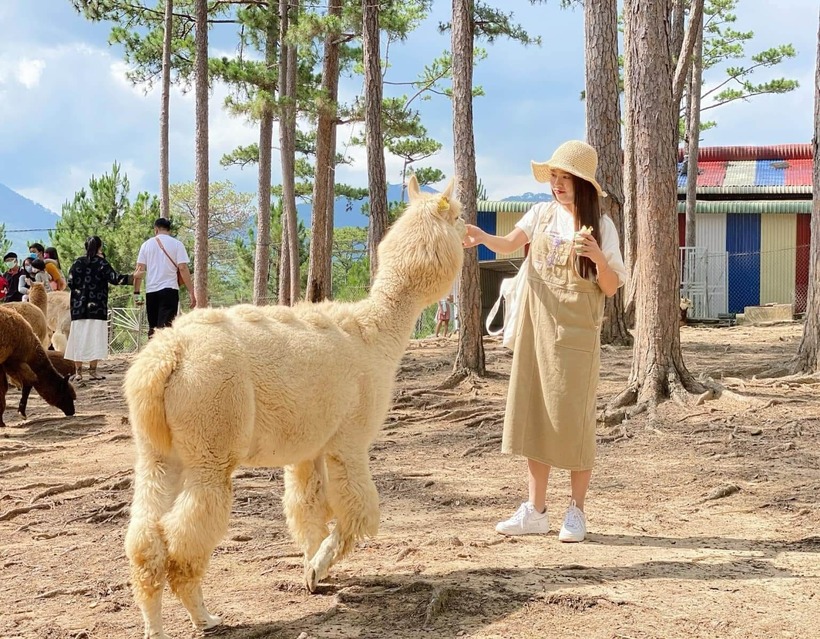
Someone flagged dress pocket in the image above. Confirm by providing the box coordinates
[554,288,598,353]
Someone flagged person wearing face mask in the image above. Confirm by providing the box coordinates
[28,243,66,291]
[18,257,34,300]
[2,252,25,303]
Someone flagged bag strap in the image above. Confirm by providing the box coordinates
[155,237,178,269]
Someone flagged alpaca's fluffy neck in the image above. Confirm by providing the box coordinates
[359,278,428,359]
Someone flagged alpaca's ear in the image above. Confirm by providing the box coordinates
[441,178,455,201]
[407,173,421,201]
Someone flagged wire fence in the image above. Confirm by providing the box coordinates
[680,244,811,320]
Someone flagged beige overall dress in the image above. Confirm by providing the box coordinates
[501,206,605,471]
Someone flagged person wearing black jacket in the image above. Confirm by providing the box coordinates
[2,252,25,302]
[64,236,132,381]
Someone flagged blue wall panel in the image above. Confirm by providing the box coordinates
[477,211,497,261]
[726,213,761,313]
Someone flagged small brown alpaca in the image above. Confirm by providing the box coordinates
[0,307,76,427]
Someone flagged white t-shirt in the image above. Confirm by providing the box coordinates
[136,234,190,294]
[515,201,628,287]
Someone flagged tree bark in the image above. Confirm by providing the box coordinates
[793,10,820,373]
[278,0,299,305]
[306,0,341,303]
[684,25,703,251]
[584,0,631,347]
[363,0,388,282]
[254,4,277,306]
[450,0,485,379]
[193,0,209,305]
[611,0,704,416]
[622,0,638,328]
[159,0,172,220]
[672,0,705,109]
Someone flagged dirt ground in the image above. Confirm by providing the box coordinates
[1,323,819,639]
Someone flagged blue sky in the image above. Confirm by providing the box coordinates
[0,0,817,216]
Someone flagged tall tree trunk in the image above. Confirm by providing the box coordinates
[278,0,299,305]
[193,0,209,305]
[622,0,638,328]
[793,11,820,373]
[608,0,704,420]
[254,4,277,306]
[672,0,705,109]
[306,0,341,303]
[684,25,703,251]
[449,0,486,381]
[159,0,173,220]
[584,0,631,347]
[363,0,388,281]
[280,0,300,305]
[670,0,685,61]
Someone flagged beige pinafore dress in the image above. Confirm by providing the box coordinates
[501,206,605,471]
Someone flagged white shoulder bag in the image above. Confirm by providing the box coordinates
[484,202,549,351]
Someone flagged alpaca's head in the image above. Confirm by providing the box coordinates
[373,175,465,306]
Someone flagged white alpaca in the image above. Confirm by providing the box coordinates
[123,176,465,639]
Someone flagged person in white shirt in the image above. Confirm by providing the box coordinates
[133,218,197,337]
[462,140,627,543]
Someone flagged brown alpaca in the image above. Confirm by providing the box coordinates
[28,282,49,317]
[13,351,75,419]
[0,307,76,427]
[5,301,49,349]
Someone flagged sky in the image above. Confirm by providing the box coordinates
[0,0,817,218]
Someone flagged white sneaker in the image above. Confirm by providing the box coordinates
[495,502,549,536]
[558,500,586,542]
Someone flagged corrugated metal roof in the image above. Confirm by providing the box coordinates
[681,200,811,214]
[677,144,812,162]
[480,200,812,215]
[677,159,812,193]
[477,200,536,213]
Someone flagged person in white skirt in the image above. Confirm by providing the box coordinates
[64,236,133,382]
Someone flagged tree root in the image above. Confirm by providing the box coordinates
[461,435,502,457]
[423,585,455,626]
[31,477,100,503]
[0,463,29,477]
[0,503,51,522]
[438,369,470,390]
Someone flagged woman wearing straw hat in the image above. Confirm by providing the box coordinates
[463,140,628,542]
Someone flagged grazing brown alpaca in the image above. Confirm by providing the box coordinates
[47,290,71,351]
[124,176,466,639]
[5,301,49,348]
[13,351,75,419]
[0,307,76,427]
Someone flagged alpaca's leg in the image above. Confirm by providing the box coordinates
[163,466,233,631]
[284,457,332,562]
[305,451,379,592]
[125,447,183,639]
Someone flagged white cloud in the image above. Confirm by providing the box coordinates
[16,58,45,88]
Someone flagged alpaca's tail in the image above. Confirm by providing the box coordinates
[123,333,180,457]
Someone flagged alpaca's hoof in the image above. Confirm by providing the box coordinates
[305,565,320,593]
[195,613,222,630]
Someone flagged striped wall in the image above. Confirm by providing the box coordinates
[495,212,526,259]
[476,211,496,261]
[760,215,796,306]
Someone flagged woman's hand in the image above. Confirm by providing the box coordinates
[463,224,485,249]
[574,230,606,266]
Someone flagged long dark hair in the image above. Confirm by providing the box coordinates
[85,236,103,260]
[571,175,602,280]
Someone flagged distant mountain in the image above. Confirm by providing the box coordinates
[0,183,60,255]
[501,192,552,203]
[295,182,438,228]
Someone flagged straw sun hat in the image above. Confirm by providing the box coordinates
[530,140,607,198]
